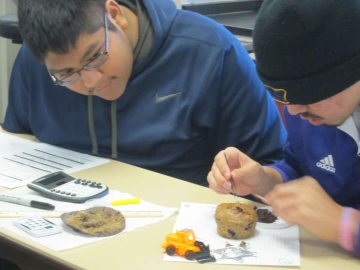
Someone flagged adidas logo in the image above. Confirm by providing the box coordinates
[316,155,336,173]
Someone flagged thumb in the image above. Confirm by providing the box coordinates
[230,167,255,196]
[227,150,249,171]
[226,154,240,171]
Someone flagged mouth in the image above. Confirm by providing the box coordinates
[299,114,323,126]
[304,117,323,126]
[93,80,112,94]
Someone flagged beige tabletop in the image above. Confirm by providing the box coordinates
[0,128,358,270]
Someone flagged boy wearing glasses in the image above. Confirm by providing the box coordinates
[208,0,360,255]
[2,0,286,186]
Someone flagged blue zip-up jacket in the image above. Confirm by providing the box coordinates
[3,0,286,185]
[271,107,360,208]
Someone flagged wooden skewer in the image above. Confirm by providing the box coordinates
[223,152,269,206]
[252,194,268,205]
[0,211,164,218]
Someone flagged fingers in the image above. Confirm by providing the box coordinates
[207,159,232,194]
[229,172,252,196]
[268,196,300,225]
[207,149,238,194]
[207,170,230,194]
[208,148,247,195]
[214,150,232,180]
[223,147,243,171]
[215,148,243,178]
[265,184,305,226]
[265,183,297,207]
[265,180,302,201]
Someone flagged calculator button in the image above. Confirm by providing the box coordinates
[60,191,66,194]
[55,190,60,193]
[81,179,86,182]
[96,185,103,189]
[20,224,31,229]
[51,189,55,192]
[74,180,81,184]
[71,193,76,196]
[89,184,96,188]
[81,183,88,186]
[66,192,71,195]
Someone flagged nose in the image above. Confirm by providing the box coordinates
[287,104,308,115]
[80,69,103,88]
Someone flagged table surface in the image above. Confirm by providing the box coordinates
[0,128,358,270]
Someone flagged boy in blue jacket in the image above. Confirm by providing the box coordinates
[208,0,360,256]
[2,0,286,185]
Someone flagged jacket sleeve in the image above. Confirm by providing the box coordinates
[212,38,287,165]
[268,140,303,182]
[3,45,32,134]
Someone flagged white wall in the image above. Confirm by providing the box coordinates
[173,0,182,8]
[0,0,20,123]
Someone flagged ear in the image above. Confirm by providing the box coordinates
[105,0,128,30]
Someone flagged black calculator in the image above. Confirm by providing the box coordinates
[27,171,109,203]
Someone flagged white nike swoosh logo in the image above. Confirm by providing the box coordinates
[155,92,182,103]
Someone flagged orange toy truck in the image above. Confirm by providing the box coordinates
[162,228,210,260]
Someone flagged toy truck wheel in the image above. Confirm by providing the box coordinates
[185,250,195,260]
[166,246,175,256]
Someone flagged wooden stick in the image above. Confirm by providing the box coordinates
[252,194,268,205]
[0,211,164,218]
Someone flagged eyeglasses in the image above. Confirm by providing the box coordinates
[49,13,109,87]
[264,85,290,104]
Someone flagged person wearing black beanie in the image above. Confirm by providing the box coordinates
[208,0,360,256]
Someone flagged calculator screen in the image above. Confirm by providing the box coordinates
[37,173,69,190]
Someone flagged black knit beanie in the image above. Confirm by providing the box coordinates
[253,0,360,105]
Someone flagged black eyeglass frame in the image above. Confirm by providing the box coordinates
[48,13,109,87]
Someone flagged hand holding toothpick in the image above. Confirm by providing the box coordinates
[208,147,269,205]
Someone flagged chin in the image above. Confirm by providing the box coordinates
[323,119,346,127]
[97,80,126,101]
[98,89,125,101]
[97,93,121,101]
[323,123,339,127]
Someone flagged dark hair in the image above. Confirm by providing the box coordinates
[18,0,116,61]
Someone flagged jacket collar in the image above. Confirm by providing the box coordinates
[337,116,360,155]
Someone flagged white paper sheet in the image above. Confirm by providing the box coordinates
[0,188,177,251]
[163,202,300,267]
[0,133,109,188]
